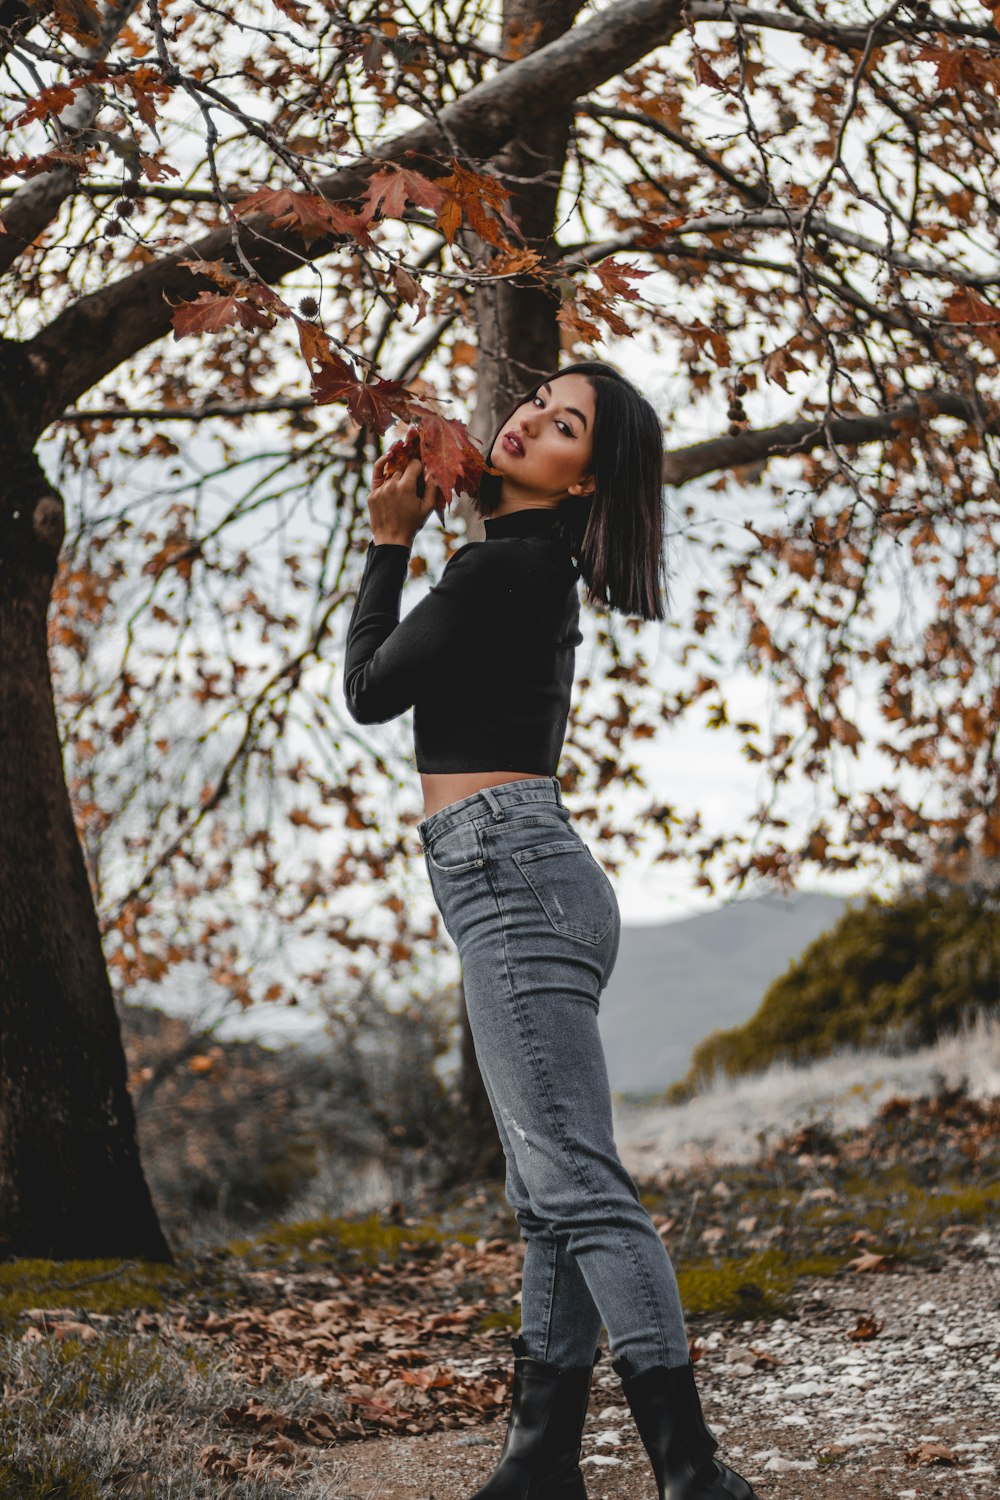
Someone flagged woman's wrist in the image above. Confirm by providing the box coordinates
[371,533,414,549]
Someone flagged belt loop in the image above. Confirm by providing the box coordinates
[551,776,563,806]
[480,786,506,820]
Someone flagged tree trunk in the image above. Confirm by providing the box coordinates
[0,437,172,1262]
[437,973,506,1189]
[446,0,581,1186]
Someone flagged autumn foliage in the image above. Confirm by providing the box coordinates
[2,0,1000,1020]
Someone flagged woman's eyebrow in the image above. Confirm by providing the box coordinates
[539,381,588,431]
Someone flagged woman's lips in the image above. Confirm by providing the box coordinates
[501,432,524,456]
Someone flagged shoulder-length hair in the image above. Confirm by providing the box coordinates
[473,359,667,622]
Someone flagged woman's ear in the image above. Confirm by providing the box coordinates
[568,475,596,497]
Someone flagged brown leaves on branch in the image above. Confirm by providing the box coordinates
[232,188,374,249]
[433,159,517,248]
[171,292,276,337]
[52,0,102,45]
[296,320,485,498]
[361,166,445,222]
[296,318,413,434]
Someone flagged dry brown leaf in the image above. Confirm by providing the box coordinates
[904,1442,960,1467]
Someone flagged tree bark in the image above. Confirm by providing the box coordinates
[0,403,171,1261]
[447,0,582,1186]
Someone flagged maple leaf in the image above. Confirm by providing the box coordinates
[904,1442,960,1467]
[297,318,414,433]
[762,346,807,390]
[171,292,275,338]
[412,410,489,501]
[15,83,82,126]
[943,288,1000,326]
[595,258,655,302]
[847,1249,895,1273]
[390,265,428,320]
[123,66,171,129]
[361,166,445,222]
[234,188,373,248]
[432,160,517,249]
[693,51,730,92]
[178,260,295,320]
[178,257,242,293]
[489,247,543,276]
[139,154,180,182]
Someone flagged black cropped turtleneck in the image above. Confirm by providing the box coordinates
[342,506,584,774]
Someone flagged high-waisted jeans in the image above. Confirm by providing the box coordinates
[416,775,689,1374]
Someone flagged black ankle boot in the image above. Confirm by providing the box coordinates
[612,1357,758,1499]
[467,1335,600,1499]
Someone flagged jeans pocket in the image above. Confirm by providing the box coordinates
[424,821,485,874]
[512,840,616,944]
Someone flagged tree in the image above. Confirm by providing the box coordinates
[2,0,999,1253]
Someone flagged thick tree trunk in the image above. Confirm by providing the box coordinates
[447,0,582,1187]
[0,435,172,1262]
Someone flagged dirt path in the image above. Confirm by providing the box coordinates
[322,1236,1000,1500]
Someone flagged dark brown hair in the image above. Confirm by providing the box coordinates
[474,360,667,621]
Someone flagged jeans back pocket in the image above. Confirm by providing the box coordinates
[512,839,616,944]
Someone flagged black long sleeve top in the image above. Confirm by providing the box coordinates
[342,505,584,774]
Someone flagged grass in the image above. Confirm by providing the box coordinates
[677,1247,850,1318]
[224,1209,477,1268]
[1,1098,996,1498]
[0,1257,190,1334]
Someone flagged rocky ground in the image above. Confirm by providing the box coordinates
[2,1084,998,1498]
[332,1238,1000,1499]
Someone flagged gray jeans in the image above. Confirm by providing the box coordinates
[417,776,689,1373]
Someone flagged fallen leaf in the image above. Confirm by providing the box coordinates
[847,1314,882,1341]
[904,1442,960,1467]
[847,1249,895,1273]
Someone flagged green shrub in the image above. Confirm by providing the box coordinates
[684,887,1000,1088]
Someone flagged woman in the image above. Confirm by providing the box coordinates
[344,360,757,1500]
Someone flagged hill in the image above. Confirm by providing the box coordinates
[597,891,847,1096]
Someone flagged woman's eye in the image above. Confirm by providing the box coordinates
[557,421,573,437]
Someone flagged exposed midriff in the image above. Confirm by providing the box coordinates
[420,771,544,821]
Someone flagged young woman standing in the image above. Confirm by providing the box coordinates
[344,361,757,1500]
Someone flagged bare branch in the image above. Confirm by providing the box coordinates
[580,103,767,204]
[575,209,1000,289]
[663,393,1000,487]
[686,3,998,48]
[57,395,318,423]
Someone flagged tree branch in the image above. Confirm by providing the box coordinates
[576,209,1000,290]
[25,0,689,436]
[662,393,1000,487]
[685,3,998,48]
[0,0,144,276]
[581,103,768,205]
[54,314,457,425]
[0,0,43,68]
[56,395,318,423]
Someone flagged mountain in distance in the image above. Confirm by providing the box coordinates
[597,891,848,1097]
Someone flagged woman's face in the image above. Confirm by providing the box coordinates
[489,373,596,504]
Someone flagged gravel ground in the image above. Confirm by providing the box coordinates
[326,1233,1000,1500]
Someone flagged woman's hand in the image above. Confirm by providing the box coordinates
[367,434,444,547]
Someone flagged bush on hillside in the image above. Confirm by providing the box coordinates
[680,886,1000,1093]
